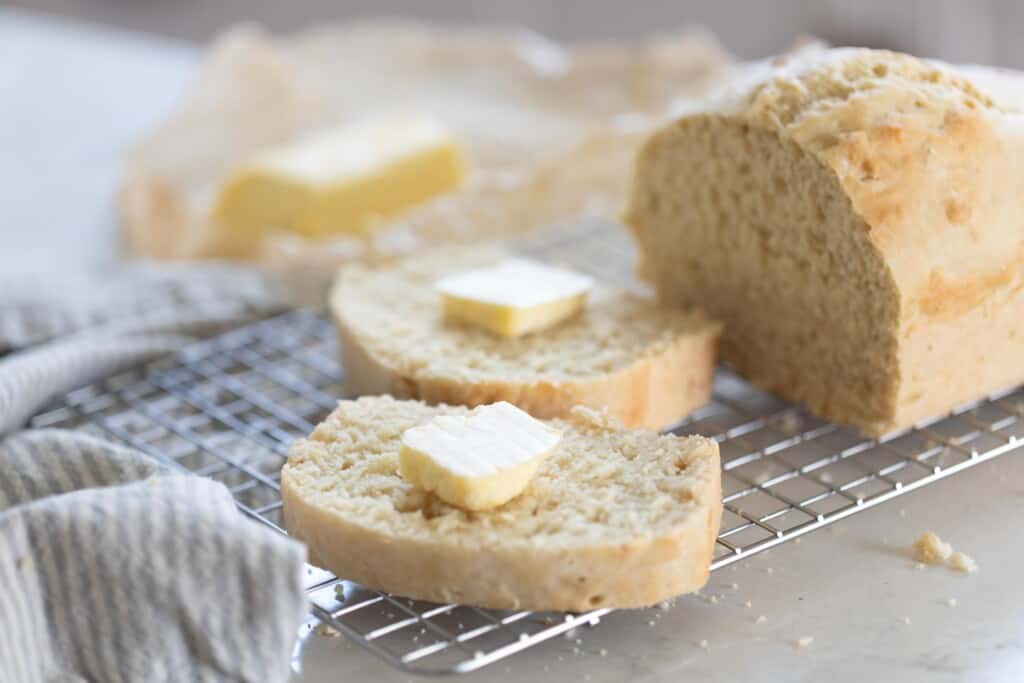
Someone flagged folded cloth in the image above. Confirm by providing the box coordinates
[0,264,308,682]
[0,430,308,683]
[0,263,288,434]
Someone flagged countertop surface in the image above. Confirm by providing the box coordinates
[5,9,1023,682]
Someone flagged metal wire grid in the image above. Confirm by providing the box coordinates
[29,220,1024,675]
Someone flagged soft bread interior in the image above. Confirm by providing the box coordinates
[628,116,900,431]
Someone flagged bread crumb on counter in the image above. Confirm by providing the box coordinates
[796,636,814,648]
[949,551,978,574]
[912,531,978,575]
[755,615,768,624]
[744,600,753,609]
[315,622,342,638]
[697,639,709,649]
[946,598,958,608]
[901,617,911,625]
[913,531,952,565]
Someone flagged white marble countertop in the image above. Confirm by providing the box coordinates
[5,9,1022,682]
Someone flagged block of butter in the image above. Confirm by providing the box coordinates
[399,401,562,511]
[436,259,594,337]
[212,115,465,248]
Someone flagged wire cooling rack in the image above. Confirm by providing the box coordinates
[29,220,1024,675]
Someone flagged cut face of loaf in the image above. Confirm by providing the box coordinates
[625,46,1024,435]
[281,396,722,611]
[330,248,720,429]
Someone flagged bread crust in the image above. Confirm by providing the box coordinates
[281,400,722,611]
[334,307,718,430]
[331,248,719,430]
[626,46,1024,435]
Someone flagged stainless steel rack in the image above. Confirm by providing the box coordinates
[30,221,1024,675]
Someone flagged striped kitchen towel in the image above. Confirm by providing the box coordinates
[0,263,309,683]
[0,430,308,683]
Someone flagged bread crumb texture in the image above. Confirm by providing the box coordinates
[626,45,1024,435]
[282,396,722,610]
[796,636,814,648]
[331,247,720,429]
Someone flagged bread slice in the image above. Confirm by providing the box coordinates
[625,45,1024,435]
[281,396,722,611]
[330,248,720,430]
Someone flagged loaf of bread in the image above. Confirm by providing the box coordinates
[281,396,722,611]
[330,248,720,429]
[625,46,1024,435]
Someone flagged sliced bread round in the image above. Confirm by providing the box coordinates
[329,248,720,430]
[281,396,722,611]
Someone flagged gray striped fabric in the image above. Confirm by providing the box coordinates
[0,264,309,682]
[0,430,308,683]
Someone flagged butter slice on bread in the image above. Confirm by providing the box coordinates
[281,396,722,611]
[330,248,720,430]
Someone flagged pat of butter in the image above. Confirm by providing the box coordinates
[399,402,562,511]
[436,259,594,336]
[213,115,465,250]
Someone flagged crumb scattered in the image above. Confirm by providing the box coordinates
[572,647,581,656]
[780,413,801,433]
[730,583,740,591]
[901,617,911,625]
[899,509,907,518]
[315,622,341,638]
[914,562,926,571]
[913,532,952,565]
[913,532,979,575]
[744,600,753,608]
[819,471,834,484]
[658,600,673,611]
[949,551,978,574]
[709,594,719,604]
[766,567,774,576]
[697,639,709,649]
[756,615,768,624]
[796,636,814,648]
[648,620,656,627]
[946,598,958,608]
[794,537,801,544]
[575,638,582,646]
[599,648,608,657]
